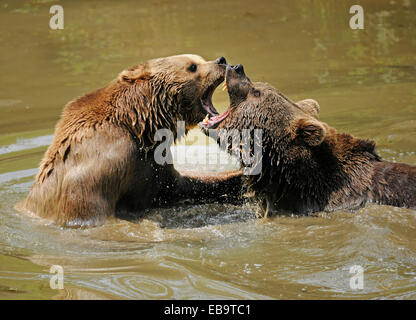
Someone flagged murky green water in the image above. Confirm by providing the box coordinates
[1,0,416,299]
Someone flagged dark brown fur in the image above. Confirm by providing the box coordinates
[206,67,416,216]
[16,55,242,227]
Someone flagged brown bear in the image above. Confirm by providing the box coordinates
[200,64,416,218]
[16,54,243,227]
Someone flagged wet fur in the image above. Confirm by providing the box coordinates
[17,55,242,227]
[213,82,416,215]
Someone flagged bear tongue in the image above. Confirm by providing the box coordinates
[204,108,230,128]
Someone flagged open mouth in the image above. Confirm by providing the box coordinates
[199,81,231,130]
[200,78,223,118]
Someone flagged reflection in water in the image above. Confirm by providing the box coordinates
[0,0,415,299]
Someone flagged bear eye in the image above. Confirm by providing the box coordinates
[188,63,197,72]
[252,90,261,97]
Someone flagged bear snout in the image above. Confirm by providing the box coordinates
[233,64,245,76]
[215,56,227,65]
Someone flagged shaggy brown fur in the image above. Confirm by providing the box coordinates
[201,65,416,217]
[16,55,242,227]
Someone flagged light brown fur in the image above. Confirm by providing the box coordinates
[17,55,242,227]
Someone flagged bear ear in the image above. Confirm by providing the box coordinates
[296,99,320,119]
[294,118,327,146]
[119,65,151,83]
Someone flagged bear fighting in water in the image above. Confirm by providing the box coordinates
[201,64,416,218]
[16,55,242,227]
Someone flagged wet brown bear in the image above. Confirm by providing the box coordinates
[201,64,416,217]
[16,54,242,227]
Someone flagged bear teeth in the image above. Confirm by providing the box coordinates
[222,82,227,91]
[203,114,210,124]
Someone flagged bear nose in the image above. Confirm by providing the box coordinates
[215,56,227,65]
[233,64,245,75]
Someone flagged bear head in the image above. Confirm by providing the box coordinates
[200,64,329,169]
[118,54,227,132]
